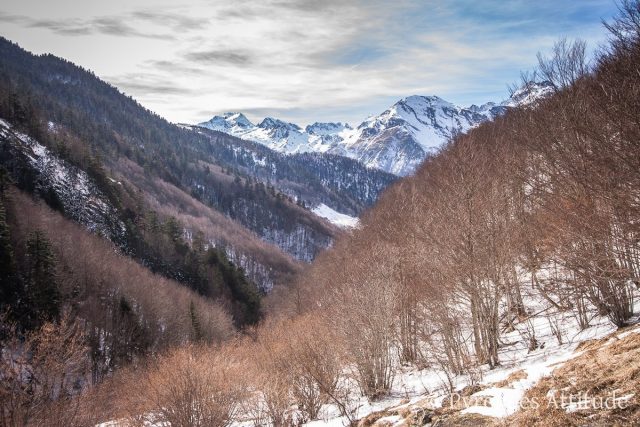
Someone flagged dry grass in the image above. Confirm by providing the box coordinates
[506,325,640,427]
[356,387,497,427]
[356,326,640,427]
[358,409,401,426]
[358,406,495,427]
[494,369,528,388]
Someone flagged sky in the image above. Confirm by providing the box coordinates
[0,0,619,126]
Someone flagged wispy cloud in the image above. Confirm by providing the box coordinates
[0,9,202,39]
[130,10,208,29]
[108,73,199,97]
[0,0,618,125]
[184,49,254,66]
[145,60,205,76]
[0,12,26,24]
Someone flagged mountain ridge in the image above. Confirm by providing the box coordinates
[0,36,397,293]
[198,82,553,176]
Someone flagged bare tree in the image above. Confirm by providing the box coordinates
[537,38,590,90]
[0,312,91,427]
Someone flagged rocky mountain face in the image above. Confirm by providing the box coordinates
[0,119,126,244]
[199,82,553,176]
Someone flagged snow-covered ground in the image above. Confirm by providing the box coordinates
[96,292,638,427]
[312,204,359,229]
[301,295,639,426]
[94,258,638,427]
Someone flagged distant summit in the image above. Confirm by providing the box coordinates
[198,82,552,176]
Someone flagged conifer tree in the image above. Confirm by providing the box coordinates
[0,196,19,310]
[190,300,203,342]
[24,230,60,327]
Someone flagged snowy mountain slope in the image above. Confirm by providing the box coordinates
[199,113,348,155]
[0,118,126,243]
[198,82,552,176]
[502,80,554,108]
[334,95,507,176]
[96,283,639,427]
[303,320,638,427]
[298,285,639,426]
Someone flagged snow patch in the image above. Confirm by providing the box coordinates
[312,204,359,228]
[0,118,126,242]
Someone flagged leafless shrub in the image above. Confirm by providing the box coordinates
[122,345,245,427]
[0,311,92,427]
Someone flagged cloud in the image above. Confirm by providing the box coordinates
[126,1,619,124]
[184,49,253,65]
[1,8,206,39]
[0,12,27,24]
[130,10,208,29]
[107,73,198,97]
[27,19,93,36]
[0,0,617,125]
[155,1,614,124]
[20,16,173,39]
[145,60,205,76]
[92,17,162,38]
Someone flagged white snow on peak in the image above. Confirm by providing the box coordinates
[196,82,553,176]
[305,122,351,136]
[502,81,554,108]
[258,117,301,131]
[312,204,359,229]
[401,94,456,111]
[202,112,253,132]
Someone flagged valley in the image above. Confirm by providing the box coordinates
[1,2,639,427]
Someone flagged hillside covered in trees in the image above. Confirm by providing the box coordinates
[0,36,395,292]
[1,1,640,426]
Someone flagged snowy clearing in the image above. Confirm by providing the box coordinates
[312,204,359,228]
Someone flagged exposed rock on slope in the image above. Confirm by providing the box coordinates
[0,118,125,243]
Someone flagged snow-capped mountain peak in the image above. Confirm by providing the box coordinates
[197,81,553,176]
[468,101,496,113]
[305,122,351,136]
[256,117,304,142]
[399,94,455,111]
[502,81,554,108]
[258,117,301,131]
[201,112,253,131]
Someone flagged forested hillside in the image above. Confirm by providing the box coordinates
[0,117,265,322]
[66,3,638,425]
[183,126,396,217]
[1,1,640,426]
[0,37,353,290]
[0,181,235,378]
